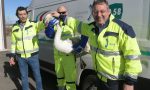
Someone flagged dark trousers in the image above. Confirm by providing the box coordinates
[96,78,124,90]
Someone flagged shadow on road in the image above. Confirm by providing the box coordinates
[40,70,58,90]
[3,61,35,90]
[3,62,22,90]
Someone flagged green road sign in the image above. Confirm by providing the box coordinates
[109,3,123,19]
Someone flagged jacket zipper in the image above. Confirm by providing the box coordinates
[105,38,108,48]
[95,35,99,72]
[21,29,26,58]
[112,57,115,74]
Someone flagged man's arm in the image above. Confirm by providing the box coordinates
[36,13,58,33]
[35,20,46,33]
[120,25,142,90]
[44,15,59,38]
[51,11,81,34]
[8,30,16,66]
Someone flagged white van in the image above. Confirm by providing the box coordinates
[28,0,150,89]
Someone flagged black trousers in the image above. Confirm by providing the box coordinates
[96,78,124,90]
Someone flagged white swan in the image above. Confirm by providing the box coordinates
[45,14,75,53]
[45,14,74,53]
[46,14,90,54]
[54,24,73,53]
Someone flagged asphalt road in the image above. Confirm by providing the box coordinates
[0,51,57,90]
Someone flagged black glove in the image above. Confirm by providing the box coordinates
[72,35,88,54]
[6,53,16,58]
[124,76,137,85]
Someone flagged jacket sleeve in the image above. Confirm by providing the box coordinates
[120,26,142,85]
[65,17,90,36]
[10,31,16,57]
[65,17,79,32]
[45,26,55,38]
[35,20,46,33]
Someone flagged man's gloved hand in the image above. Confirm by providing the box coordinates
[6,53,16,66]
[9,57,16,66]
[72,35,88,54]
[45,16,59,38]
[73,44,83,54]
[48,17,59,27]
[45,26,55,38]
[51,11,60,18]
[6,53,16,58]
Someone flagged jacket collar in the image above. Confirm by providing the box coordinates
[91,14,115,35]
[16,18,30,25]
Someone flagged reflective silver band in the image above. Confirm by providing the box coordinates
[97,71,124,80]
[17,35,37,41]
[98,71,137,80]
[16,48,39,54]
[90,46,121,56]
[124,55,140,60]
[10,50,15,53]
[124,73,138,79]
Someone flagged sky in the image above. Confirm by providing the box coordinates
[4,0,32,24]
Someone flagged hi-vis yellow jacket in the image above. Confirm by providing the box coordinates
[65,14,142,82]
[11,19,45,58]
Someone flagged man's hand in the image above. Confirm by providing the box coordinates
[123,84,134,90]
[51,11,60,18]
[45,26,55,38]
[44,14,53,26]
[9,57,15,66]
[72,44,83,54]
[72,35,88,54]
[44,13,59,27]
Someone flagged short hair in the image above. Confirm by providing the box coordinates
[16,6,28,17]
[92,0,109,7]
